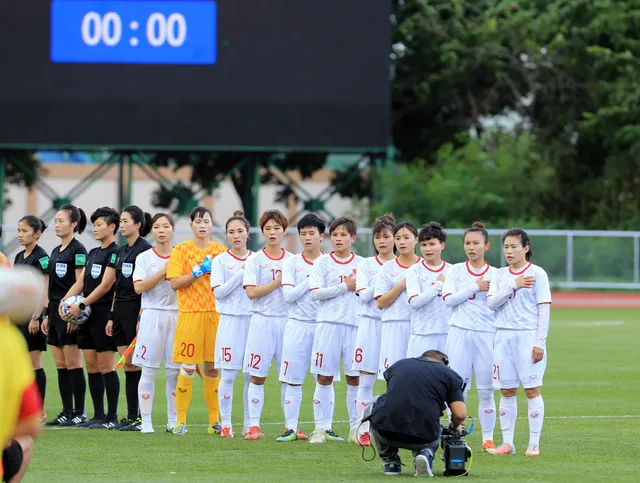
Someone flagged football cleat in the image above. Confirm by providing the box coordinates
[296,428,308,440]
[77,416,103,428]
[140,421,154,434]
[111,418,134,430]
[59,412,87,427]
[208,422,222,435]
[44,411,70,426]
[121,417,142,431]
[173,423,188,435]
[525,444,540,456]
[348,427,358,444]
[482,440,496,452]
[89,419,117,429]
[276,429,298,442]
[487,443,516,455]
[221,426,233,438]
[244,426,264,440]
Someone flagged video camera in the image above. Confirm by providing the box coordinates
[440,425,471,477]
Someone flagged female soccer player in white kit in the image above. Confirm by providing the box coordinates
[374,222,420,377]
[352,214,395,446]
[486,229,551,457]
[132,213,179,433]
[242,210,291,441]
[406,222,451,356]
[277,214,326,442]
[211,211,254,439]
[443,222,498,452]
[308,216,363,444]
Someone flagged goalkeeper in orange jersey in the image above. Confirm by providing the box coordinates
[167,207,227,435]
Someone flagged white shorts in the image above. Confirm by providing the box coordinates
[406,333,448,358]
[310,322,359,378]
[133,309,179,369]
[243,313,286,378]
[445,326,495,391]
[279,319,316,385]
[494,329,546,389]
[215,313,251,370]
[378,321,410,379]
[352,316,382,374]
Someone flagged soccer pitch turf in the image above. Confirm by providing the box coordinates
[26,308,639,482]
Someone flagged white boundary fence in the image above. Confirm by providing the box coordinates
[2,226,639,290]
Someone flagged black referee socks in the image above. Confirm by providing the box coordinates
[57,368,73,414]
[35,368,46,404]
[88,372,105,418]
[103,371,120,421]
[125,371,142,420]
[69,368,86,414]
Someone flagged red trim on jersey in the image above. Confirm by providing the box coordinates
[465,260,490,277]
[310,287,319,291]
[443,293,452,299]
[19,382,43,420]
[282,283,294,287]
[243,284,256,288]
[374,295,382,300]
[227,249,252,261]
[330,251,355,264]
[301,253,316,265]
[262,248,286,261]
[133,280,143,283]
[396,256,420,269]
[509,262,532,275]
[538,301,552,305]
[375,255,384,266]
[152,247,171,259]
[211,284,221,290]
[423,260,446,272]
[408,294,418,303]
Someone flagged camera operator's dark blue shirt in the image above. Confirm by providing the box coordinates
[371,357,464,443]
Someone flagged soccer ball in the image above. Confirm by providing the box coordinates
[61,295,92,325]
[0,266,47,323]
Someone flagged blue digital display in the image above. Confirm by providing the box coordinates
[50,1,217,64]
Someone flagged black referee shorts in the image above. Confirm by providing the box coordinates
[18,320,48,352]
[2,440,23,482]
[47,301,78,347]
[112,299,141,347]
[78,304,116,353]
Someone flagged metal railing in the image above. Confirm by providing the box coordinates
[2,226,639,290]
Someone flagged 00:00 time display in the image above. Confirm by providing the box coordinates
[81,12,187,48]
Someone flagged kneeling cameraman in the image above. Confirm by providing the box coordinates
[369,350,466,477]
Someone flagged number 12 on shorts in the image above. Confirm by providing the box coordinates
[248,353,261,369]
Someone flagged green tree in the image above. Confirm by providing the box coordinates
[0,150,40,215]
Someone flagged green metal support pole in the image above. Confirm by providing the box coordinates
[118,154,125,211]
[241,159,260,251]
[127,154,133,207]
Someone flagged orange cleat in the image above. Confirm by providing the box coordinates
[243,425,264,440]
[525,444,540,456]
[358,432,371,446]
[221,426,233,438]
[482,440,496,452]
[296,429,308,440]
[487,443,516,455]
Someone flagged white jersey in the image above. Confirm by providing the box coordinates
[442,261,497,333]
[133,248,177,311]
[406,260,451,335]
[309,251,363,326]
[242,248,291,317]
[356,256,387,320]
[210,250,254,316]
[282,252,319,322]
[488,262,552,330]
[374,257,419,323]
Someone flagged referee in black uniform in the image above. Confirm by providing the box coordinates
[106,205,152,431]
[59,207,121,429]
[42,204,89,427]
[13,216,50,411]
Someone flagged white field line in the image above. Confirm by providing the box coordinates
[43,414,640,430]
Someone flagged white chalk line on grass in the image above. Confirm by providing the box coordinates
[43,414,640,430]
[556,321,625,327]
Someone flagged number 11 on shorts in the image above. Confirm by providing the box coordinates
[314,352,323,367]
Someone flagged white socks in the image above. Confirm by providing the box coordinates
[356,373,375,433]
[280,383,287,416]
[242,373,250,429]
[499,395,517,446]
[477,388,496,441]
[139,367,157,425]
[527,395,544,446]
[284,385,303,431]
[166,367,179,427]
[247,383,265,427]
[219,369,238,427]
[347,384,359,430]
[313,383,334,431]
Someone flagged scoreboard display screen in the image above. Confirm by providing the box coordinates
[0,0,390,151]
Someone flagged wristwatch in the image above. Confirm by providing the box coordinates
[31,314,40,321]
[79,303,86,311]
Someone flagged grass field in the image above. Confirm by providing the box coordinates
[25,308,640,482]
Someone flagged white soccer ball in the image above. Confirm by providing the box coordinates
[61,295,92,325]
[0,266,47,323]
